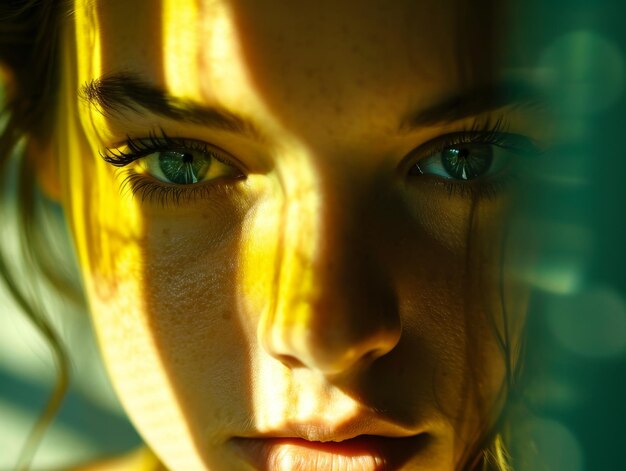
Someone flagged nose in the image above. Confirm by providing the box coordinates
[258,186,401,377]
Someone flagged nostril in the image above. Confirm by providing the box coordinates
[361,349,383,365]
[274,354,306,369]
[270,345,378,375]
[259,275,401,376]
[262,320,402,375]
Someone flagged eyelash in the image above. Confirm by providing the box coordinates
[101,131,244,207]
[100,117,537,207]
[407,116,538,199]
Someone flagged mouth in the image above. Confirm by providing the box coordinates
[230,433,430,471]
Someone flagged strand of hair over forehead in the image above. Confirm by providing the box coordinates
[0,1,70,471]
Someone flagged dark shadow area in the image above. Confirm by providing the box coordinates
[226,1,522,469]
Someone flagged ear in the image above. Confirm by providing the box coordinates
[28,136,62,202]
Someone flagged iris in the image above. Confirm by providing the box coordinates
[158,151,211,184]
[441,145,493,180]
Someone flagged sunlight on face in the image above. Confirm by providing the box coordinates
[55,0,546,470]
[243,146,329,432]
[62,2,208,469]
[162,0,201,101]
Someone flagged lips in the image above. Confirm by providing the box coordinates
[230,433,429,471]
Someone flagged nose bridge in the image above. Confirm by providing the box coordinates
[259,168,401,375]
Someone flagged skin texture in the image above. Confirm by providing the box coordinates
[44,0,545,469]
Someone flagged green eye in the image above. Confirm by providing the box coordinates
[410,143,501,181]
[158,150,211,184]
[440,145,493,180]
[140,148,242,185]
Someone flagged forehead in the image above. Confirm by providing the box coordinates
[75,0,497,142]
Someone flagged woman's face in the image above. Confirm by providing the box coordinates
[53,0,542,469]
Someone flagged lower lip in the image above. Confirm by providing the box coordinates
[230,434,428,471]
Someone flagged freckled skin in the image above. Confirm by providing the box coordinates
[47,0,533,470]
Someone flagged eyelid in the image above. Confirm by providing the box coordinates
[107,137,249,207]
[100,131,249,174]
[421,131,537,158]
[399,129,542,176]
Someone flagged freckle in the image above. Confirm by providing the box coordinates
[162,228,170,236]
[222,311,231,320]
[202,213,210,220]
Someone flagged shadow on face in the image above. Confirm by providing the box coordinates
[63,0,537,469]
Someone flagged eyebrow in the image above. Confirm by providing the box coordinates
[81,72,541,139]
[79,72,263,140]
[400,79,543,130]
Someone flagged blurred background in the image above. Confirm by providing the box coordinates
[504,0,626,470]
[1,0,626,470]
[0,48,140,470]
[0,173,141,469]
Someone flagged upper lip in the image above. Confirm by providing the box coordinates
[235,418,423,443]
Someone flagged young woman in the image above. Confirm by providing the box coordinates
[0,0,552,469]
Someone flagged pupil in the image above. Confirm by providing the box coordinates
[182,153,193,164]
[442,145,492,180]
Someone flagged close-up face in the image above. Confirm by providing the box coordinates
[48,0,547,469]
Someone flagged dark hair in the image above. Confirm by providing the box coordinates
[0,2,520,470]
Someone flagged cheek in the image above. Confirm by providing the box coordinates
[375,188,512,429]
[63,139,256,462]
[139,208,253,410]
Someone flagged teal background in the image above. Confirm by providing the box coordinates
[510,0,626,470]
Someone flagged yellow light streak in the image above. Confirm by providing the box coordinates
[238,145,360,431]
[64,4,207,469]
[162,0,201,102]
